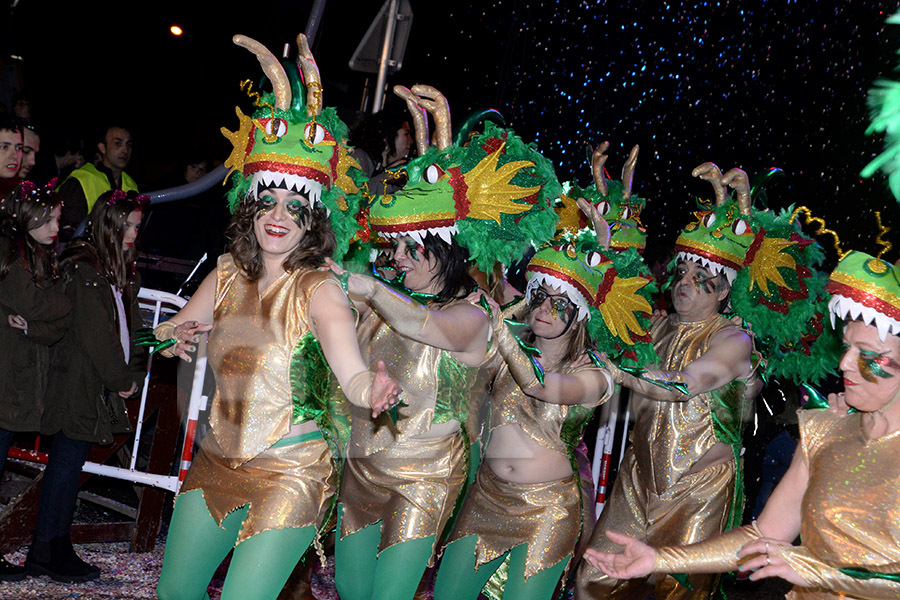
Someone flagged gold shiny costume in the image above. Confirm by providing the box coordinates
[180,255,342,544]
[781,409,900,599]
[339,299,484,558]
[448,362,610,581]
[577,313,755,599]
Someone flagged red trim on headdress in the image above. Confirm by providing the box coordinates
[826,279,900,323]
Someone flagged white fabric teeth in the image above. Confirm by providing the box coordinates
[828,294,900,341]
[525,274,590,321]
[377,225,459,246]
[251,171,323,207]
[677,252,737,285]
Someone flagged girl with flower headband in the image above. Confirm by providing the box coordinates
[21,188,148,582]
[433,201,656,600]
[0,180,69,581]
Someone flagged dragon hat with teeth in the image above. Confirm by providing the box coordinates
[669,162,840,384]
[220,34,364,258]
[364,85,561,272]
[525,202,658,366]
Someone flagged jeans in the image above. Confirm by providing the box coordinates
[34,431,92,541]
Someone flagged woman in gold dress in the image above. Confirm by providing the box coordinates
[582,249,900,599]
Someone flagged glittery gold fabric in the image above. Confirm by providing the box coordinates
[345,299,482,457]
[206,254,337,467]
[181,431,335,545]
[576,313,752,600]
[447,463,580,581]
[780,409,900,599]
[339,432,467,562]
[179,254,341,544]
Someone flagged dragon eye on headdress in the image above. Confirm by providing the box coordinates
[731,219,752,235]
[596,200,611,215]
[564,243,578,259]
[423,164,446,184]
[265,118,288,139]
[620,206,633,220]
[702,212,716,228]
[304,122,326,145]
[585,251,604,267]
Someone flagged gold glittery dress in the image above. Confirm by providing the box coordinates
[180,254,343,545]
[576,313,756,600]
[447,361,611,582]
[338,299,484,559]
[777,408,900,599]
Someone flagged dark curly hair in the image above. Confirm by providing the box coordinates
[227,193,336,282]
[415,233,477,304]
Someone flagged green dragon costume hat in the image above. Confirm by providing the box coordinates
[674,163,840,384]
[557,142,647,253]
[366,84,561,271]
[220,34,364,259]
[526,202,657,366]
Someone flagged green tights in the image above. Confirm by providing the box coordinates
[334,504,437,600]
[156,489,316,600]
[433,536,570,600]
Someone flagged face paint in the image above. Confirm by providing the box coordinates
[531,288,574,321]
[255,196,276,219]
[403,239,425,261]
[673,264,716,294]
[286,198,311,227]
[858,349,898,383]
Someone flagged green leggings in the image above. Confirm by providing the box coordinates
[433,536,569,600]
[334,504,437,600]
[156,489,317,600]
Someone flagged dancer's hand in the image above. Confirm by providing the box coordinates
[323,258,376,298]
[582,531,656,580]
[171,321,213,362]
[737,539,809,586]
[827,392,850,415]
[369,360,402,418]
[466,291,500,328]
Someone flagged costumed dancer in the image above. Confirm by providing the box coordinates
[582,228,900,599]
[575,162,837,600]
[330,84,560,600]
[26,189,147,582]
[433,199,657,600]
[0,181,69,581]
[153,35,399,600]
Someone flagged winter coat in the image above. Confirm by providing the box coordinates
[42,257,147,444]
[0,237,71,432]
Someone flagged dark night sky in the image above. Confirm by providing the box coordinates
[5,0,900,269]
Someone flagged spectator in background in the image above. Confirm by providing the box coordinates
[11,91,31,120]
[57,125,138,243]
[0,115,23,199]
[51,133,86,182]
[348,102,413,195]
[17,121,39,180]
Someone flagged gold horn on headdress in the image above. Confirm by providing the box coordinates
[592,141,610,197]
[691,162,727,206]
[233,35,291,111]
[296,34,322,117]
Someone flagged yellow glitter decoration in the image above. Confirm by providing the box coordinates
[554,193,584,238]
[463,143,541,224]
[790,206,847,260]
[220,107,255,183]
[874,211,893,260]
[598,276,653,345]
[746,236,798,296]
[238,79,277,142]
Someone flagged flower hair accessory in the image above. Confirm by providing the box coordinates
[107,190,150,208]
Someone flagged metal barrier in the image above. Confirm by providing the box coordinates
[5,287,209,494]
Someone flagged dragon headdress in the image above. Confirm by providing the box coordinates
[365,85,560,272]
[556,142,647,253]
[672,163,839,383]
[220,34,364,259]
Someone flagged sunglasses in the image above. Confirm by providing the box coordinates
[530,288,573,312]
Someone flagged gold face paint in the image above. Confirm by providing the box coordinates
[286,198,310,227]
[858,349,897,383]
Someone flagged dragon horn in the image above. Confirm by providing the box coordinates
[591,141,610,197]
[691,162,727,206]
[233,35,291,111]
[411,84,452,151]
[394,85,430,157]
[621,145,639,201]
[296,34,322,117]
[722,168,752,216]
[576,197,611,250]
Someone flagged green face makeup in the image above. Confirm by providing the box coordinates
[402,239,425,261]
[255,194,310,227]
[530,288,574,322]
[673,264,717,294]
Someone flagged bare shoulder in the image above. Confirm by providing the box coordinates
[708,325,753,361]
